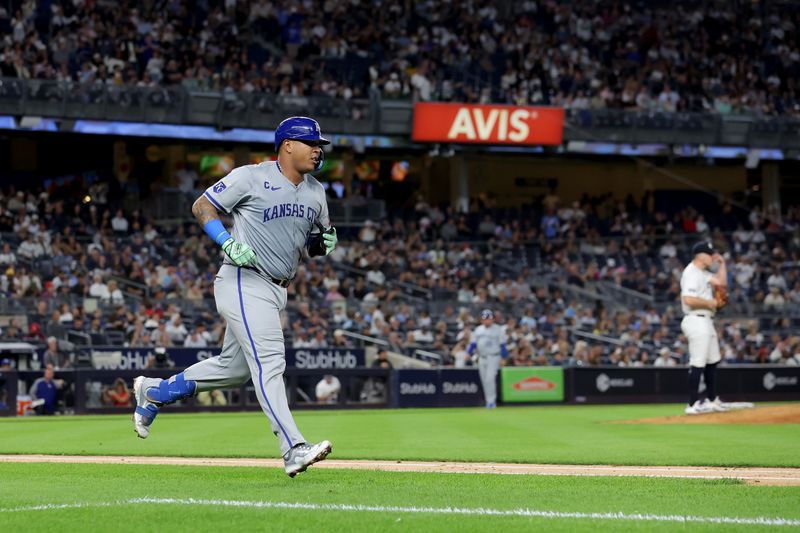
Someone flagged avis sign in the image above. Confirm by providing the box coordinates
[412,103,564,145]
[501,367,564,403]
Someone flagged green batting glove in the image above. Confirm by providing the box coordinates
[322,227,337,255]
[222,237,258,267]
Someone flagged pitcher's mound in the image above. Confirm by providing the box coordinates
[617,404,800,425]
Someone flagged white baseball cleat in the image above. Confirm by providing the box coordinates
[685,400,714,415]
[284,440,333,478]
[132,376,161,439]
[704,397,729,412]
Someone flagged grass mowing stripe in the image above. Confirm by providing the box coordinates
[2,498,799,527]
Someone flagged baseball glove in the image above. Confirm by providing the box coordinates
[714,285,729,310]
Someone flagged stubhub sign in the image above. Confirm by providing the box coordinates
[394,369,483,407]
[75,347,364,370]
[288,349,364,369]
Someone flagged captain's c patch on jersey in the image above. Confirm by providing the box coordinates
[213,181,227,193]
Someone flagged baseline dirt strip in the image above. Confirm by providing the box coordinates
[1,455,799,486]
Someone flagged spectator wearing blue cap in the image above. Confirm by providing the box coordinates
[467,309,508,408]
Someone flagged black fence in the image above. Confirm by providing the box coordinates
[567,366,800,404]
[0,367,391,416]
[2,365,797,417]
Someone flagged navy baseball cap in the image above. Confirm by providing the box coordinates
[481,309,494,320]
[691,241,715,256]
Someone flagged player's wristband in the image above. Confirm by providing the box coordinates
[203,219,231,247]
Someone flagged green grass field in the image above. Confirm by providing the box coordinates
[1,403,799,531]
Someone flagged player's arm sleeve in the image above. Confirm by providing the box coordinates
[467,342,476,355]
[202,166,253,214]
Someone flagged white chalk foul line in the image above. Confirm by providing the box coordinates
[1,497,799,527]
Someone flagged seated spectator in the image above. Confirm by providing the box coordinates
[166,314,188,344]
[315,374,341,404]
[111,210,129,233]
[106,280,125,305]
[371,349,393,369]
[88,274,110,300]
[196,389,228,406]
[43,336,71,369]
[0,243,15,266]
[183,324,210,347]
[103,378,131,407]
[764,287,786,312]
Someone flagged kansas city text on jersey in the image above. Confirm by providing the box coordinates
[262,203,318,223]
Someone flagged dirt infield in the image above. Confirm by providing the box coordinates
[2,454,799,486]
[614,404,800,425]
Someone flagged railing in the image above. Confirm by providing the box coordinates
[337,331,444,365]
[595,281,656,308]
[413,349,443,365]
[327,198,386,224]
[328,262,432,301]
[0,78,377,133]
[338,330,389,347]
[2,77,800,147]
[568,328,625,347]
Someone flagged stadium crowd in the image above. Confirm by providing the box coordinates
[2,182,800,370]
[1,1,799,115]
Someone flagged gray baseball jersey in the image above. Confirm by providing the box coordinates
[203,161,330,280]
[472,324,506,356]
[471,323,506,407]
[168,160,333,456]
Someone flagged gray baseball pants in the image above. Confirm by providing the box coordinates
[182,264,304,455]
[478,355,501,406]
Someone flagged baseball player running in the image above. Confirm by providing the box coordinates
[680,241,728,415]
[133,117,338,477]
[467,309,508,408]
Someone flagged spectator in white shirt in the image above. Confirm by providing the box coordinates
[767,269,787,292]
[315,375,341,404]
[166,314,188,344]
[17,235,44,260]
[106,280,125,305]
[366,267,385,286]
[183,324,210,347]
[0,243,16,266]
[659,240,677,258]
[764,287,786,311]
[88,274,110,300]
[111,210,129,233]
[653,347,677,367]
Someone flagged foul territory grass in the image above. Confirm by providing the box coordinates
[0,403,798,467]
[0,463,799,532]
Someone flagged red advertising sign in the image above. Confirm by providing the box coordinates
[512,376,557,391]
[412,103,564,146]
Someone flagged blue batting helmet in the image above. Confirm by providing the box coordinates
[275,116,330,171]
[481,309,494,320]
